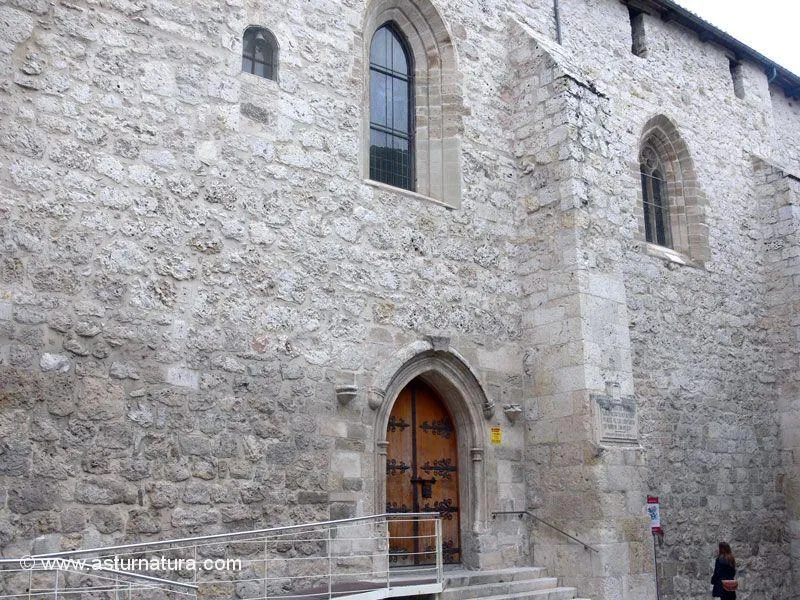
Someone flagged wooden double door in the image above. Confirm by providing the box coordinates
[386,380,461,564]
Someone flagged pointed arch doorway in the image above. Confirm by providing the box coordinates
[386,378,461,564]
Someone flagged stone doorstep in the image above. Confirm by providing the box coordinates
[438,567,585,600]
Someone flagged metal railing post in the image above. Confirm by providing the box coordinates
[385,519,391,591]
[435,518,443,585]
[264,538,269,600]
[327,525,333,600]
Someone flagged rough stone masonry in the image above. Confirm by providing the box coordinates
[1,0,799,599]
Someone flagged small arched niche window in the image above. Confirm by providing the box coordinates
[242,26,278,81]
[369,22,414,191]
[640,145,672,248]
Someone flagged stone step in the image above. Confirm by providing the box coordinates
[450,588,579,600]
[440,567,588,600]
[442,576,559,600]
[443,567,549,588]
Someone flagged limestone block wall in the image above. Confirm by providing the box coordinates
[507,19,654,598]
[0,0,541,568]
[770,91,800,174]
[551,1,794,598]
[0,0,799,598]
[757,159,800,594]
[509,27,604,590]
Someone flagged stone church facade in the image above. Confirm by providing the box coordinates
[1,0,799,598]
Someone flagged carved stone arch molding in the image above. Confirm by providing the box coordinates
[371,339,492,567]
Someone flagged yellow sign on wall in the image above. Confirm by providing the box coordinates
[490,427,502,445]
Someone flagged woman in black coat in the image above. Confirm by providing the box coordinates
[711,541,737,599]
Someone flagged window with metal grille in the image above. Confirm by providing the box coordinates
[369,22,414,191]
[640,146,672,248]
[242,26,278,81]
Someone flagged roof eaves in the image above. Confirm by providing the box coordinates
[622,0,800,99]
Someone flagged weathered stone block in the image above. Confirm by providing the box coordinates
[329,502,356,520]
[127,509,162,534]
[297,491,329,505]
[166,365,200,389]
[75,477,137,505]
[171,507,218,528]
[8,481,60,514]
[342,478,363,492]
[180,434,212,457]
[0,439,31,476]
[40,353,70,372]
[190,459,217,480]
[61,508,87,533]
[91,508,124,534]
[146,482,181,509]
[0,6,35,44]
[76,378,125,421]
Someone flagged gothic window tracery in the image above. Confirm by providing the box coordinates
[640,145,672,248]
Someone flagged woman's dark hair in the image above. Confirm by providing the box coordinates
[718,541,736,568]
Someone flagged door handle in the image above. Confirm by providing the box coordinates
[411,477,437,498]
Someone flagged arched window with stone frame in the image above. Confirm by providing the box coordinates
[636,115,709,264]
[242,26,278,81]
[362,0,463,207]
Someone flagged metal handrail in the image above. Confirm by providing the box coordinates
[0,564,199,599]
[18,512,440,560]
[0,511,444,600]
[96,567,199,590]
[1,513,444,600]
[491,510,599,553]
[0,561,198,590]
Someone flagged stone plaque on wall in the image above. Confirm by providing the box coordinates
[593,393,639,444]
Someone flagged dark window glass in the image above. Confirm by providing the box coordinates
[369,22,414,191]
[243,27,278,81]
[641,172,654,243]
[640,148,672,248]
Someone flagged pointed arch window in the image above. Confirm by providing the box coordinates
[369,22,415,191]
[640,145,672,248]
[242,26,278,81]
[636,116,708,264]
